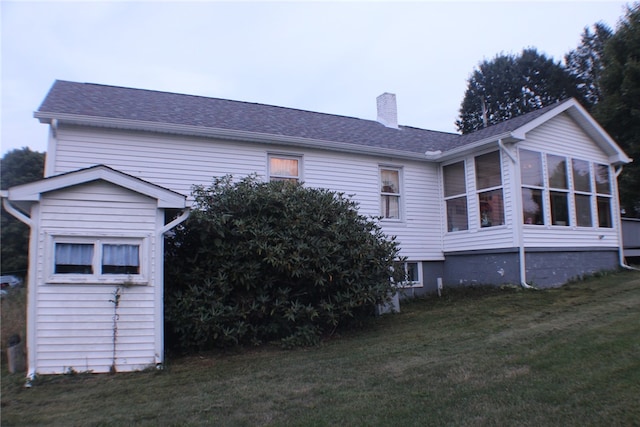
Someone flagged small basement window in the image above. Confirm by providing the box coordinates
[399,262,422,288]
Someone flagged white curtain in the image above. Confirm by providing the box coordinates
[103,244,139,266]
[55,243,93,265]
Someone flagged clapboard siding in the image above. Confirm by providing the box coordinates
[53,126,267,196]
[40,182,157,232]
[51,125,445,260]
[519,113,621,248]
[522,113,609,162]
[34,181,161,374]
[34,285,157,373]
[443,149,517,252]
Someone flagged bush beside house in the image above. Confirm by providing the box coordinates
[164,176,405,350]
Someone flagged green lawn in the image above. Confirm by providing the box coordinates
[2,270,639,426]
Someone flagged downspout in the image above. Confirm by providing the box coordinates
[155,207,190,369]
[498,140,536,289]
[2,195,32,226]
[2,193,38,385]
[614,166,640,271]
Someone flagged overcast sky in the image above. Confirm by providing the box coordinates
[0,0,630,155]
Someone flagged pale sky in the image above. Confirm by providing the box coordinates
[0,0,629,155]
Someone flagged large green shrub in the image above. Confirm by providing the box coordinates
[165,175,404,350]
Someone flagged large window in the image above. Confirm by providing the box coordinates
[268,154,301,182]
[572,159,592,227]
[520,149,545,225]
[50,236,146,284]
[475,151,504,228]
[547,154,570,226]
[443,161,468,232]
[380,167,401,219]
[595,164,612,228]
[518,149,614,229]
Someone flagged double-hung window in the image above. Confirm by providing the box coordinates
[547,154,570,226]
[268,154,301,182]
[380,167,401,219]
[475,151,504,228]
[520,149,545,225]
[443,161,468,232]
[50,236,146,284]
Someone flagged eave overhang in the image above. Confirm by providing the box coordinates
[6,164,187,209]
[34,111,433,162]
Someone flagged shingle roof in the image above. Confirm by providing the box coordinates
[36,80,570,156]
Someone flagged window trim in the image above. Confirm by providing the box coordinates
[380,166,403,221]
[46,233,149,285]
[267,153,303,182]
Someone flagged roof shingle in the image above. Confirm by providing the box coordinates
[36,80,570,156]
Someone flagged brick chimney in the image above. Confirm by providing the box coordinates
[377,92,398,129]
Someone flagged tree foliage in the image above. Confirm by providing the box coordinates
[164,176,404,350]
[565,22,613,109]
[1,148,45,277]
[456,48,582,134]
[594,3,640,217]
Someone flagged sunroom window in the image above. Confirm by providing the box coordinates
[572,159,592,227]
[547,154,570,226]
[518,149,614,230]
[520,149,545,225]
[475,151,504,228]
[443,161,468,232]
[595,164,612,228]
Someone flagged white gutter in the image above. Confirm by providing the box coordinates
[435,132,516,161]
[1,193,32,226]
[34,112,431,162]
[614,166,640,272]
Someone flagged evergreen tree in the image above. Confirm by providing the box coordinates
[594,3,640,217]
[456,48,582,134]
[1,148,46,277]
[565,22,613,110]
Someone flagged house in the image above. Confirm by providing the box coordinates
[2,80,632,376]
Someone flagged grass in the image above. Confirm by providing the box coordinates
[2,270,639,426]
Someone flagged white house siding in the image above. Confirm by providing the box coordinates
[34,181,160,374]
[518,113,620,249]
[442,148,517,253]
[49,125,445,260]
